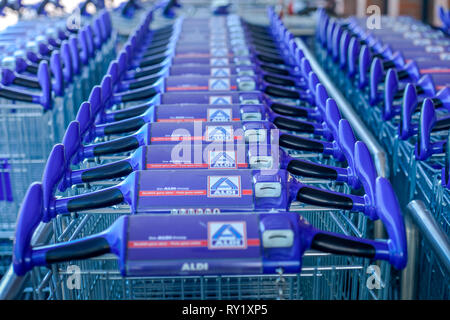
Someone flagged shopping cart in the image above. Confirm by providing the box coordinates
[10,208,387,300]
[401,200,449,300]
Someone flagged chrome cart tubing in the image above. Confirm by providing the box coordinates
[407,200,450,273]
[295,38,389,179]
[0,222,53,300]
[401,200,450,299]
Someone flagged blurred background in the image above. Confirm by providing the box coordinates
[0,0,128,31]
[1,0,448,32]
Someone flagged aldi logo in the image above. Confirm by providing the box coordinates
[209,78,230,91]
[206,125,233,141]
[209,96,232,105]
[208,150,237,169]
[210,34,227,41]
[211,68,230,77]
[413,39,431,46]
[436,39,450,46]
[440,53,450,60]
[209,39,227,47]
[209,41,227,47]
[425,46,444,53]
[208,221,247,249]
[210,58,229,66]
[210,48,228,57]
[208,176,241,198]
[404,32,420,39]
[207,108,232,122]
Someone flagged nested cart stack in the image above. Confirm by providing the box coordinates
[0,3,117,277]
[314,9,449,299]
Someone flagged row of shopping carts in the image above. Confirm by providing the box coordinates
[314,9,449,299]
[0,1,118,277]
[0,2,410,300]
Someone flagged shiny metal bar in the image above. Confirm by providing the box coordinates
[408,200,450,272]
[0,222,53,300]
[400,213,420,300]
[401,200,450,299]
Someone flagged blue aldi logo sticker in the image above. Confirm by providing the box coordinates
[208,150,237,169]
[206,125,233,141]
[413,39,431,46]
[209,78,230,91]
[211,68,230,77]
[207,108,232,122]
[208,176,241,198]
[209,96,232,105]
[440,53,450,60]
[425,46,444,53]
[210,48,228,57]
[209,39,227,47]
[210,58,229,66]
[210,34,227,40]
[208,221,247,249]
